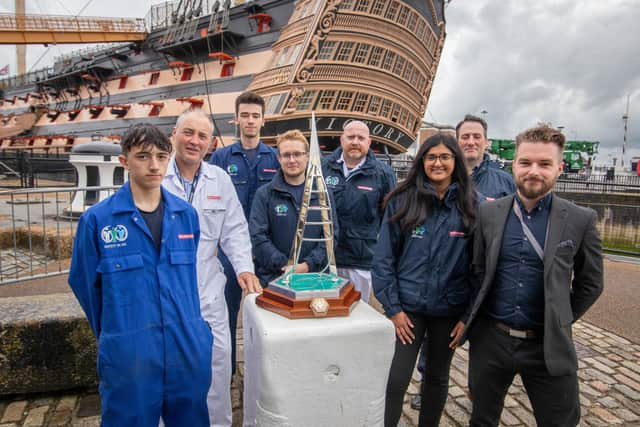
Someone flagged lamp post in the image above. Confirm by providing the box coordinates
[480,110,488,121]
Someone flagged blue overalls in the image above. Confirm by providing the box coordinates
[209,141,279,372]
[68,183,213,427]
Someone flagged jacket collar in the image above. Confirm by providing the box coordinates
[166,156,218,181]
[229,140,272,155]
[112,181,187,214]
[422,181,459,208]
[327,147,377,173]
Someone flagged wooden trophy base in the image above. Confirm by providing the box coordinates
[256,283,361,319]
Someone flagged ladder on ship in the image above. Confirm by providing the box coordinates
[0,12,146,44]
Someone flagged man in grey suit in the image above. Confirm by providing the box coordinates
[464,125,603,426]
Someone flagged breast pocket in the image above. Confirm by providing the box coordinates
[258,167,277,183]
[97,254,144,307]
[200,199,226,243]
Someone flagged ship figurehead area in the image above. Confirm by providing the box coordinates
[0,0,447,175]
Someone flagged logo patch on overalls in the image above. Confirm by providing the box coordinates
[263,168,277,173]
[357,185,373,191]
[449,231,466,237]
[325,176,339,186]
[275,204,288,216]
[178,234,194,239]
[411,225,426,238]
[227,164,239,175]
[101,225,128,244]
[207,195,221,200]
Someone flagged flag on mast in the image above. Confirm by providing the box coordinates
[0,65,9,76]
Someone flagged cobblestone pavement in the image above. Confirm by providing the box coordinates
[1,319,639,426]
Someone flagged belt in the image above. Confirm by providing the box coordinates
[494,321,540,339]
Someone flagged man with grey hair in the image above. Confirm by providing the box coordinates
[322,120,396,302]
[163,108,261,427]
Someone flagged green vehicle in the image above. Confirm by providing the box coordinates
[489,139,599,173]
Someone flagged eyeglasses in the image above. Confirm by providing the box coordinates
[424,153,455,163]
[279,151,308,160]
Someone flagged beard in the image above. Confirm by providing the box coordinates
[517,177,555,199]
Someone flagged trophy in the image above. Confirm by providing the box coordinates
[256,113,360,318]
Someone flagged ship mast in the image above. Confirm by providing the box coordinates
[622,94,630,170]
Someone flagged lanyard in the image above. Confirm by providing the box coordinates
[512,199,548,262]
[174,159,200,204]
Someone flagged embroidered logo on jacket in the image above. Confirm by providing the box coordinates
[101,225,128,244]
[325,176,339,186]
[412,225,426,238]
[357,185,373,191]
[263,168,277,173]
[178,234,194,239]
[449,231,466,237]
[275,204,289,216]
[227,164,239,175]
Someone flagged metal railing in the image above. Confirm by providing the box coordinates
[556,173,640,193]
[0,186,118,285]
[0,13,146,34]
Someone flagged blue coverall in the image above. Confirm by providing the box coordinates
[209,140,279,372]
[68,183,213,427]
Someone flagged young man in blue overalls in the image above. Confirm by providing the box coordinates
[69,123,213,426]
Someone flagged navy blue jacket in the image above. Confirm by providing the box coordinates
[322,148,396,270]
[472,155,515,200]
[249,171,335,286]
[372,184,473,318]
[209,141,279,218]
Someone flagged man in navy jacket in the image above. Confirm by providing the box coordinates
[250,130,332,285]
[456,114,515,199]
[322,121,396,302]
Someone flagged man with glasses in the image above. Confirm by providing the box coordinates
[322,120,396,302]
[249,130,333,286]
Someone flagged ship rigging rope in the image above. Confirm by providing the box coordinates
[27,0,96,72]
[200,56,223,142]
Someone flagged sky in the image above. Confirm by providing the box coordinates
[1,0,638,167]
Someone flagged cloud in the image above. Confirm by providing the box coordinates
[427,0,640,166]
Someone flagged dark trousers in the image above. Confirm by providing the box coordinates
[220,250,241,378]
[385,313,457,427]
[468,316,580,427]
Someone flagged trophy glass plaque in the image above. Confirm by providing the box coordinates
[256,113,360,318]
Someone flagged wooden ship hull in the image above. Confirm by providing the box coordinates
[0,0,446,175]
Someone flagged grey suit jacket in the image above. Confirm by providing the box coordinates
[465,193,603,376]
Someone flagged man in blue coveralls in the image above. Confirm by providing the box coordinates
[209,91,279,375]
[68,123,213,426]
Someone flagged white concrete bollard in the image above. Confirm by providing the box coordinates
[242,294,396,427]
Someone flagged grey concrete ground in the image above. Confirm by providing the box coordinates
[0,260,638,426]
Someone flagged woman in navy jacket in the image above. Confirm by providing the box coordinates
[373,133,477,427]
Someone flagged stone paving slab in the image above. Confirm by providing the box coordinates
[1,319,639,426]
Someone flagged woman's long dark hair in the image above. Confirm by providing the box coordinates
[383,133,476,232]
